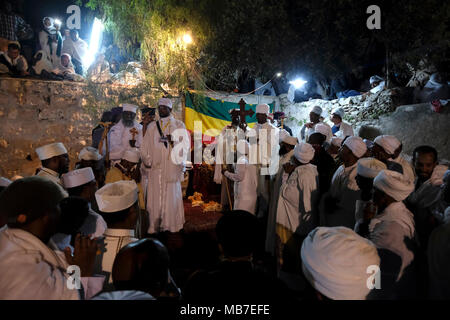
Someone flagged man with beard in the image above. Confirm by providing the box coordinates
[35,142,70,189]
[109,104,143,167]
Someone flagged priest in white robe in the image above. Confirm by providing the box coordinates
[35,142,69,191]
[141,98,190,234]
[300,106,333,143]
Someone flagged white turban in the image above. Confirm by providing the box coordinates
[256,104,270,115]
[283,136,298,146]
[344,136,367,158]
[357,158,387,178]
[331,137,343,147]
[228,108,240,114]
[122,149,140,163]
[122,104,138,113]
[158,98,173,109]
[373,170,415,201]
[0,177,11,188]
[314,123,329,137]
[374,135,401,156]
[301,227,380,300]
[78,146,102,161]
[35,142,68,161]
[95,180,139,213]
[311,106,322,116]
[332,107,345,119]
[294,142,315,164]
[62,167,95,189]
[370,75,384,84]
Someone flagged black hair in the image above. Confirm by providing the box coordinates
[8,43,20,51]
[58,196,89,234]
[100,111,113,123]
[99,201,137,226]
[412,145,438,163]
[308,132,326,145]
[216,210,259,257]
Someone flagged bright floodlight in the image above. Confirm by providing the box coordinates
[54,19,62,26]
[83,17,104,69]
[276,72,282,77]
[182,33,193,44]
[289,78,308,89]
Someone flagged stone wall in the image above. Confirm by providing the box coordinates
[0,77,181,178]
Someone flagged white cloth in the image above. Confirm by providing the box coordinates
[36,167,65,189]
[101,229,137,283]
[248,121,280,169]
[158,98,173,109]
[95,180,138,213]
[122,104,138,113]
[0,227,104,299]
[62,37,87,63]
[370,81,385,94]
[92,290,155,300]
[36,142,67,160]
[370,75,384,84]
[283,135,297,146]
[374,135,400,156]
[141,115,190,233]
[392,155,415,185]
[32,50,52,75]
[301,226,380,300]
[79,207,108,239]
[276,164,319,236]
[255,104,270,115]
[62,167,95,189]
[79,146,102,161]
[301,121,332,143]
[108,120,143,161]
[293,142,315,164]
[313,123,330,137]
[357,157,387,178]
[224,156,258,214]
[334,121,354,138]
[311,106,322,115]
[332,107,345,119]
[0,51,28,72]
[344,136,367,158]
[38,26,61,68]
[122,148,140,163]
[52,55,75,76]
[331,137,343,147]
[373,170,415,201]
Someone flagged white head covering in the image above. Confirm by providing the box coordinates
[331,137,343,147]
[357,158,387,178]
[370,75,384,84]
[332,107,345,119]
[314,123,329,137]
[32,50,53,75]
[374,135,401,156]
[0,177,11,188]
[122,104,138,113]
[283,136,298,146]
[255,104,270,115]
[158,98,173,109]
[373,170,415,201]
[228,108,240,114]
[78,146,102,161]
[36,142,68,161]
[294,142,315,164]
[311,106,322,116]
[122,149,140,163]
[301,226,380,300]
[62,167,95,189]
[95,180,139,213]
[344,136,367,158]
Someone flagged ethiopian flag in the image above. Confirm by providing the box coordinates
[184,91,275,143]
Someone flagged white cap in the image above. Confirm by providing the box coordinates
[283,136,298,146]
[36,142,68,161]
[373,170,415,201]
[370,75,384,84]
[374,135,401,156]
[122,104,138,113]
[78,146,102,161]
[158,98,173,109]
[294,142,315,164]
[95,180,139,213]
[122,149,140,163]
[311,106,322,116]
[314,123,329,137]
[255,104,270,115]
[228,108,240,114]
[0,177,11,187]
[357,158,387,178]
[331,137,343,147]
[62,167,95,189]
[344,136,367,158]
[332,107,345,119]
[301,227,380,300]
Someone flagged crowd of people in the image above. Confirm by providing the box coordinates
[0,96,449,301]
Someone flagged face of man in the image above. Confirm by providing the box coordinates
[7,48,19,60]
[231,112,240,125]
[122,111,136,127]
[158,105,171,118]
[44,18,52,28]
[372,143,391,163]
[61,55,70,67]
[371,81,381,88]
[338,145,355,164]
[309,112,320,123]
[70,30,79,42]
[414,152,437,181]
[58,154,70,174]
[256,113,267,124]
[331,114,342,125]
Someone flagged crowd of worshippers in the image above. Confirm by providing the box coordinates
[0,11,89,81]
[0,98,450,301]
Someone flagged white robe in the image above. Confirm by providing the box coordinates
[0,227,103,299]
[224,156,258,214]
[39,29,60,68]
[141,115,190,233]
[108,119,143,161]
[321,163,361,228]
[35,167,69,197]
[62,38,88,63]
[265,149,294,255]
[276,163,319,236]
[392,155,415,185]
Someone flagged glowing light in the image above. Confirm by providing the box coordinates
[289,78,308,89]
[83,17,104,69]
[276,72,282,77]
[182,33,193,44]
[54,19,62,26]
